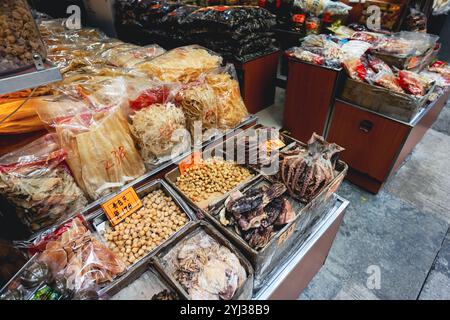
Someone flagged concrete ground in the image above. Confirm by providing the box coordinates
[256,88,450,300]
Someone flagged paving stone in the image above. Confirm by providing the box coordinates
[419,229,450,300]
[386,129,450,223]
[300,182,448,300]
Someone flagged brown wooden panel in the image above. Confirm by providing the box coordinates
[392,89,450,173]
[268,208,346,300]
[284,60,339,143]
[238,52,279,114]
[345,167,384,194]
[327,101,410,182]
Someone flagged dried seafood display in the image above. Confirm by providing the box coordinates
[164,231,246,300]
[103,189,189,267]
[136,46,222,83]
[51,107,146,200]
[278,133,344,203]
[176,82,219,135]
[33,217,126,294]
[129,103,187,163]
[205,69,249,130]
[0,134,88,233]
[101,44,166,68]
[218,183,295,250]
[175,157,254,207]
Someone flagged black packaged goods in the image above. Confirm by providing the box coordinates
[182,6,277,35]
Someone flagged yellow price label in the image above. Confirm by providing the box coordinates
[101,187,142,226]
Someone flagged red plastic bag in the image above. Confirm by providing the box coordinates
[342,57,367,82]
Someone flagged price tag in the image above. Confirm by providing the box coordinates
[101,187,142,226]
[179,151,202,175]
[278,223,297,246]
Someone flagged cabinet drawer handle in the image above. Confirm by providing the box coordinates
[359,120,374,133]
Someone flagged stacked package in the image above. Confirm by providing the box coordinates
[180,6,277,61]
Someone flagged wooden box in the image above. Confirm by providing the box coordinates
[284,58,343,143]
[327,88,450,193]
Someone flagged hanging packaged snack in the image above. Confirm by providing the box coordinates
[0,134,88,233]
[135,45,222,83]
[204,65,249,130]
[36,96,145,201]
[0,0,47,75]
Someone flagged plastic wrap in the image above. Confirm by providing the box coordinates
[100,43,165,68]
[0,0,47,75]
[0,134,88,233]
[0,97,48,134]
[36,97,146,201]
[205,65,249,130]
[286,47,325,66]
[135,45,222,83]
[342,57,367,82]
[182,5,276,35]
[373,32,439,58]
[28,216,126,296]
[398,70,433,96]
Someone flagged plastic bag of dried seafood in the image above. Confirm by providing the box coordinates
[0,134,88,234]
[14,216,126,299]
[125,81,189,166]
[134,45,223,83]
[99,43,166,68]
[36,92,145,201]
[203,64,249,130]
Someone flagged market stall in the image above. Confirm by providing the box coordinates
[0,1,350,300]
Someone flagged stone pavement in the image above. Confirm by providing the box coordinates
[256,90,450,300]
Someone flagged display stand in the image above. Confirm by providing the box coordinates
[284,58,343,143]
[327,88,450,194]
[232,50,280,114]
[254,196,348,300]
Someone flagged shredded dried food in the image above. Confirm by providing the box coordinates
[205,69,248,129]
[0,134,88,233]
[130,103,186,162]
[167,232,246,300]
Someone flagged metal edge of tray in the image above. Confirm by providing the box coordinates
[0,62,62,95]
[253,195,349,300]
[79,115,258,218]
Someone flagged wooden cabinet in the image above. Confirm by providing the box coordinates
[327,90,450,193]
[233,51,280,114]
[284,59,342,143]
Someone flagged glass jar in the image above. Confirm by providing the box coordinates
[0,0,47,75]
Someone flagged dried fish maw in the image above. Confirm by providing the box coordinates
[74,109,145,199]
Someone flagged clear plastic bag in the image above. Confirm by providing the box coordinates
[28,216,126,296]
[36,96,146,201]
[0,134,88,233]
[398,70,433,96]
[135,45,223,83]
[373,32,439,58]
[0,0,47,75]
[204,64,249,130]
[101,44,166,68]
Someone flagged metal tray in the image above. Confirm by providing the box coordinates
[86,179,197,270]
[164,148,261,215]
[152,221,254,300]
[101,258,186,300]
[205,176,338,291]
